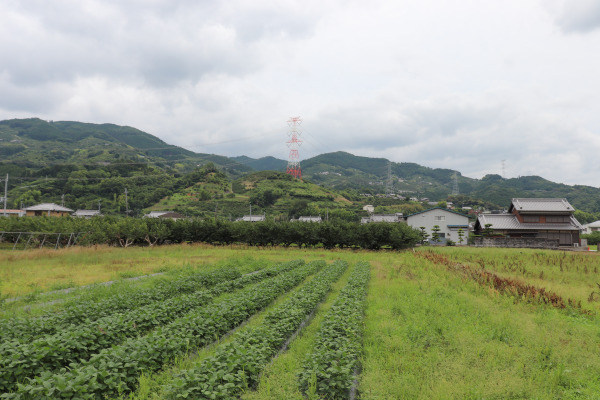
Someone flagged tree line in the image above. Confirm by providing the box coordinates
[0,216,420,250]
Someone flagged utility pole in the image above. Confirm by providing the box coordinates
[98,200,101,212]
[326,208,329,222]
[3,174,7,217]
[249,203,252,217]
[61,194,65,207]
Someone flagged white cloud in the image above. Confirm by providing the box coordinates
[1,0,600,186]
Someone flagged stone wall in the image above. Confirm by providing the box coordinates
[472,237,560,249]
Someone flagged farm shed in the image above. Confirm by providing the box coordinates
[474,198,582,246]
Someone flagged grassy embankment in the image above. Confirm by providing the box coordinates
[2,245,600,399]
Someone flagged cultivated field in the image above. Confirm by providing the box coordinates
[1,245,599,399]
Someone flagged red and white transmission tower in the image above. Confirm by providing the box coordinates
[286,116,302,179]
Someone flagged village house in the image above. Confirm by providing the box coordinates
[143,211,185,221]
[236,214,266,222]
[24,203,73,217]
[0,209,26,217]
[405,207,469,245]
[297,216,322,223]
[474,198,582,246]
[72,210,102,219]
[360,213,404,224]
[582,220,600,234]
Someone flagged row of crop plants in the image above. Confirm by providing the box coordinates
[162,259,351,399]
[0,260,305,393]
[2,260,324,399]
[298,260,370,399]
[128,260,371,400]
[0,266,242,342]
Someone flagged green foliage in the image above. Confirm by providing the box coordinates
[5,260,313,399]
[298,261,370,399]
[0,268,240,344]
[165,260,347,399]
[0,268,246,392]
[581,232,600,245]
[431,225,441,243]
[12,189,41,208]
[0,217,420,250]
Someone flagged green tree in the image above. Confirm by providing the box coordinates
[483,223,494,237]
[13,189,42,208]
[457,228,465,245]
[431,225,441,243]
[419,226,429,244]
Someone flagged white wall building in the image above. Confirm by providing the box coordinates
[406,207,469,245]
[582,220,600,234]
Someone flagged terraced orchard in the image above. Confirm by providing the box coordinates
[1,244,600,399]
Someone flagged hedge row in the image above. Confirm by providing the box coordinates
[298,261,371,399]
[0,217,420,249]
[4,260,321,399]
[0,267,241,343]
[165,260,349,399]
[0,260,303,393]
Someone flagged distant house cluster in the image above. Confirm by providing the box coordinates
[0,203,184,221]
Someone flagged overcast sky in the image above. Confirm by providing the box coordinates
[2,0,600,186]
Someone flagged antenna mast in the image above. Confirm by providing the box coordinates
[286,117,302,179]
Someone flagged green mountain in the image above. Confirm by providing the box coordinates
[0,118,251,175]
[300,151,600,214]
[231,156,287,171]
[2,118,600,218]
[149,169,359,220]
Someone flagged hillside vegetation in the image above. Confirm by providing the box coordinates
[3,118,600,217]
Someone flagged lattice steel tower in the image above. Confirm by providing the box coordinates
[451,172,459,196]
[286,117,302,179]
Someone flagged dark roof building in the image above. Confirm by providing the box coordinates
[474,198,582,246]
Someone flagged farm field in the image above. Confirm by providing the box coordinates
[1,245,600,399]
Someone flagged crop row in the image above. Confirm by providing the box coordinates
[164,260,349,399]
[0,266,242,342]
[298,261,370,399]
[3,260,323,399]
[0,259,305,393]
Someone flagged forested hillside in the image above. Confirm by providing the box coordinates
[2,118,600,217]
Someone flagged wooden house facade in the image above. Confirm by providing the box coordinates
[474,198,582,246]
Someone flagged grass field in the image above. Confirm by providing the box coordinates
[1,245,599,399]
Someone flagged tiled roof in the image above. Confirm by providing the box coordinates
[298,216,322,222]
[145,211,170,218]
[24,203,73,212]
[584,220,600,228]
[73,210,101,216]
[238,215,266,222]
[406,207,468,218]
[477,213,582,231]
[509,198,574,213]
